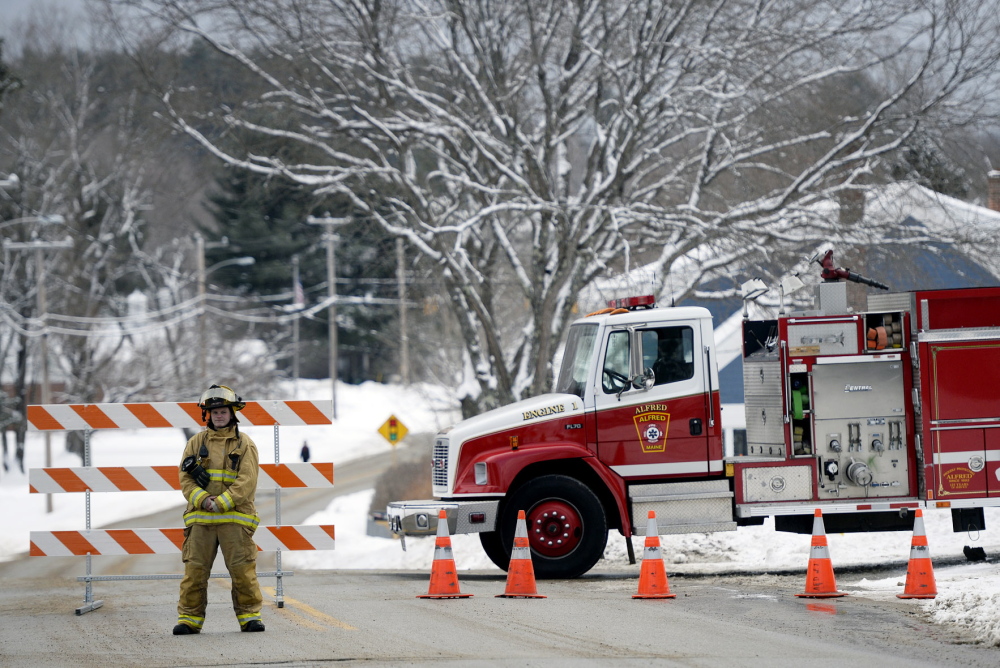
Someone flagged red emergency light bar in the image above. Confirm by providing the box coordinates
[607,295,656,310]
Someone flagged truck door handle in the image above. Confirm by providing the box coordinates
[689,418,703,436]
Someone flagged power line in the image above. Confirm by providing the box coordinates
[0,292,415,337]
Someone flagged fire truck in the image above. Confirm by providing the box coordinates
[387,251,1000,578]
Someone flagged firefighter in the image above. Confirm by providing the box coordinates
[653,336,685,385]
[173,384,264,635]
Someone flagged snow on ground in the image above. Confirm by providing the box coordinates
[2,378,999,645]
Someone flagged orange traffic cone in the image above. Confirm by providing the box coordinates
[633,511,676,599]
[496,510,546,598]
[897,509,937,599]
[795,509,847,599]
[417,510,473,599]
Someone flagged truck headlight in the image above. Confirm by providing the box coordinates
[474,462,488,485]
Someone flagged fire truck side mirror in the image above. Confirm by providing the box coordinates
[633,367,655,391]
[627,328,655,391]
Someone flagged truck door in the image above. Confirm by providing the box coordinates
[593,322,712,479]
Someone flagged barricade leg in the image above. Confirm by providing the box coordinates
[273,425,285,608]
[75,552,104,616]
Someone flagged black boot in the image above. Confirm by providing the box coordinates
[241,620,265,633]
[172,624,199,635]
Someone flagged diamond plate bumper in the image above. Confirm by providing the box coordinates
[386,499,500,540]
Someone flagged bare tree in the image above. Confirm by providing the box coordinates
[105,0,1000,412]
[0,39,23,473]
[0,41,165,464]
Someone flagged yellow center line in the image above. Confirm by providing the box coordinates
[261,586,358,630]
[273,605,328,632]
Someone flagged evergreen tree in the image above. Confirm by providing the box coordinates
[890,131,972,199]
[204,157,404,382]
[0,40,22,118]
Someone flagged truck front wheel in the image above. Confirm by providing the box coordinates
[480,475,608,579]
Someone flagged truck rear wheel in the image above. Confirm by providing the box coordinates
[481,475,608,579]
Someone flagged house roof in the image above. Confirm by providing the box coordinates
[715,182,1000,403]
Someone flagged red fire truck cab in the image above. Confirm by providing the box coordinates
[388,254,1000,578]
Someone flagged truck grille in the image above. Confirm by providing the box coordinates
[432,439,449,488]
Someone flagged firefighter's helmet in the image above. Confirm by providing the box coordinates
[198,384,246,413]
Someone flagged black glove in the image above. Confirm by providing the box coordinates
[181,456,211,489]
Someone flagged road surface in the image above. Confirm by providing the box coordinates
[2,450,998,666]
[2,568,998,666]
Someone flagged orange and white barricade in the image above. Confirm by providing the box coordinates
[29,462,335,493]
[29,525,337,557]
[26,400,333,431]
[27,399,334,615]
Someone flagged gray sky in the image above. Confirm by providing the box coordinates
[0,0,90,41]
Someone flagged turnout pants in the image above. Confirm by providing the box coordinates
[177,523,262,630]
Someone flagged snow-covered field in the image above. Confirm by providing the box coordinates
[2,379,998,646]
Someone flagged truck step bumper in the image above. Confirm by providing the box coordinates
[629,480,736,534]
[386,499,500,539]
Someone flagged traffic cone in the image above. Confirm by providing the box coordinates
[897,509,937,599]
[496,510,545,598]
[795,509,847,598]
[633,511,676,599]
[417,510,473,599]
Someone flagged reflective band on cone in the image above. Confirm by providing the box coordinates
[796,509,847,598]
[633,510,676,599]
[897,509,937,600]
[497,510,545,598]
[418,510,472,599]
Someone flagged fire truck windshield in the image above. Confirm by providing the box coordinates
[555,323,599,398]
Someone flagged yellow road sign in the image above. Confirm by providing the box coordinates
[378,415,408,447]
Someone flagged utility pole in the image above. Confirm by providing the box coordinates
[396,237,410,384]
[292,254,301,396]
[5,236,73,514]
[307,216,350,419]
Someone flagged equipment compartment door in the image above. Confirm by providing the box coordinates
[932,429,988,499]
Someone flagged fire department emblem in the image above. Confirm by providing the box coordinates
[633,408,669,453]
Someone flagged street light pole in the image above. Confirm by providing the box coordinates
[194,233,253,387]
[307,216,350,419]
